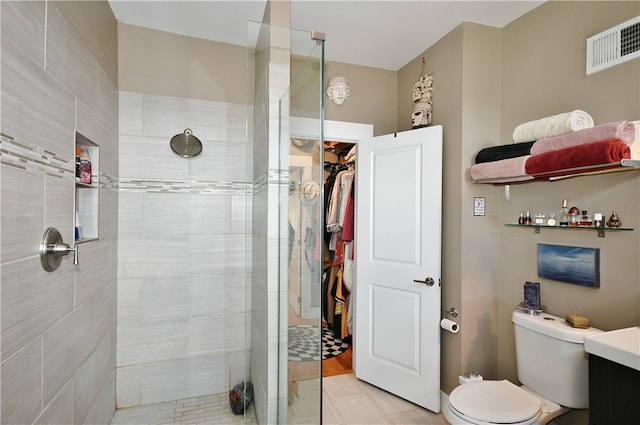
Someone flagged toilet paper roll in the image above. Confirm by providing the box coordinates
[441,318,459,333]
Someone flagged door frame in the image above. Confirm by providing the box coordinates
[290,118,373,367]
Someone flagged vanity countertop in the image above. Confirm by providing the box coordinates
[584,326,640,371]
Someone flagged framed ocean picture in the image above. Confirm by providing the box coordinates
[537,244,600,288]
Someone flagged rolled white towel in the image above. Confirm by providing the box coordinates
[512,110,594,143]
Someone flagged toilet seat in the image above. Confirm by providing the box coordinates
[448,380,542,425]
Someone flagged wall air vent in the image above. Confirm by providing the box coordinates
[586,16,640,75]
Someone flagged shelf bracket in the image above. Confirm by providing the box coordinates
[534,227,540,234]
[598,228,605,238]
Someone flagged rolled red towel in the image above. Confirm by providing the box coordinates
[530,121,636,156]
[525,138,630,176]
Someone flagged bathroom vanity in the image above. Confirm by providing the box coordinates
[584,327,640,425]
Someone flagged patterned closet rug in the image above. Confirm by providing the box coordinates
[288,325,350,362]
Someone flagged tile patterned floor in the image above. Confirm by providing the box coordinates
[110,373,446,425]
[322,373,447,425]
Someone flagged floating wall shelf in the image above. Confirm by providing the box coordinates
[473,159,640,185]
[505,223,633,238]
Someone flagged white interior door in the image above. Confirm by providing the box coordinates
[354,125,443,412]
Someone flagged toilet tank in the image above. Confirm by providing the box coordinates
[512,310,603,409]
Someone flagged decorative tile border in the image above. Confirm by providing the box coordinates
[1,132,75,181]
[118,178,251,194]
[0,132,267,195]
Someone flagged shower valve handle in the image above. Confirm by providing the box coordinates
[40,227,78,272]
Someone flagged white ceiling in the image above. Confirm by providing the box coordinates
[108,0,545,71]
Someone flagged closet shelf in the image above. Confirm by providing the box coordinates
[472,159,640,185]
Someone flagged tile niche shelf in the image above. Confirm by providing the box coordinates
[505,223,633,238]
[75,131,99,244]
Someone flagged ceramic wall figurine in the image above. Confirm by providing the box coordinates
[412,72,433,127]
[326,75,350,106]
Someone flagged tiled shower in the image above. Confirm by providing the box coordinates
[115,92,252,407]
[1,2,119,424]
[0,1,267,424]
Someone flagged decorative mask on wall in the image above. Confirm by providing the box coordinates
[412,59,433,128]
[326,74,350,106]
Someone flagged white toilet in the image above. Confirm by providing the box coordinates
[443,309,603,425]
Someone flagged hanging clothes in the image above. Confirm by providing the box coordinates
[322,145,356,340]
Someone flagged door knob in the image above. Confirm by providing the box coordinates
[413,277,435,286]
[40,227,78,272]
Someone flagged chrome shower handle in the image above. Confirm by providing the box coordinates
[48,241,78,263]
[40,227,78,271]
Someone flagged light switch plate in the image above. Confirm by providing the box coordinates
[474,197,485,216]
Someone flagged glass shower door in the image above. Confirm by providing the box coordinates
[280,30,324,424]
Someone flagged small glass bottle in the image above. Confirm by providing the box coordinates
[579,211,592,227]
[518,212,525,225]
[547,213,556,226]
[594,213,603,228]
[524,211,532,226]
[569,211,580,226]
[559,200,570,226]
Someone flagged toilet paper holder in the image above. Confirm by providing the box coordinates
[443,307,459,319]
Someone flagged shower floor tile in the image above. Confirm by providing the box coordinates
[110,392,255,425]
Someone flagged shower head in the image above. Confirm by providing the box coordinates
[170,128,202,158]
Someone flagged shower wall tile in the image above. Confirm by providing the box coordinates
[186,311,247,355]
[185,194,232,234]
[140,354,230,405]
[116,366,142,408]
[1,337,43,425]
[1,165,45,263]
[232,194,251,234]
[1,257,74,361]
[117,91,250,408]
[45,174,75,244]
[140,275,240,322]
[117,278,143,322]
[33,381,73,425]
[77,99,117,176]
[118,235,189,279]
[82,371,116,425]
[42,283,116,406]
[188,234,246,275]
[1,2,119,423]
[100,187,119,240]
[76,240,114,307]
[117,318,188,367]
[119,92,144,136]
[1,1,46,67]
[97,66,120,134]
[73,329,117,424]
[119,134,189,180]
[188,273,248,314]
[229,350,251,386]
[45,2,98,111]
[117,191,144,236]
[189,138,248,183]
[141,95,249,143]
[1,26,75,156]
[142,192,195,236]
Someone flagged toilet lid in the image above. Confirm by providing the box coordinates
[449,380,541,424]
